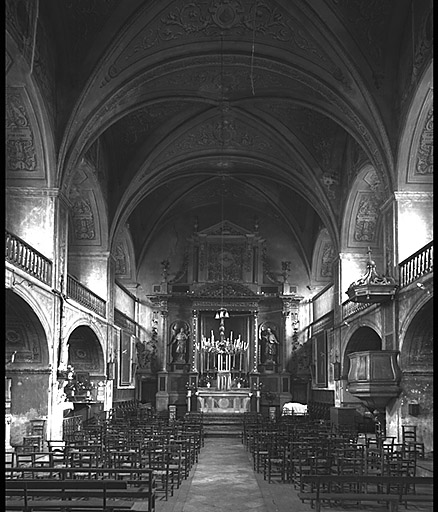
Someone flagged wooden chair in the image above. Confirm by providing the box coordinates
[147,447,175,500]
[402,425,425,459]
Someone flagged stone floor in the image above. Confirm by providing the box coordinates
[156,438,433,512]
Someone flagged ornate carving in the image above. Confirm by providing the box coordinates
[320,242,335,278]
[363,168,385,204]
[354,195,379,242]
[114,243,127,275]
[208,243,243,282]
[166,116,271,158]
[198,282,255,297]
[6,91,37,172]
[204,220,249,236]
[73,55,389,197]
[122,0,327,64]
[118,101,195,147]
[401,8,432,109]
[321,173,338,201]
[412,10,433,81]
[415,108,433,175]
[71,198,96,240]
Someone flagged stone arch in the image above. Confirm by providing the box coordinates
[397,297,433,451]
[399,299,433,371]
[67,159,109,252]
[311,227,336,286]
[5,27,57,188]
[5,288,50,368]
[113,223,136,284]
[5,288,51,446]
[396,62,433,191]
[66,325,106,376]
[341,164,385,253]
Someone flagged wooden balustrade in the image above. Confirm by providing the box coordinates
[5,230,52,286]
[66,274,106,317]
[399,241,433,287]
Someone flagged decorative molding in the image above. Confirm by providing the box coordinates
[320,241,335,278]
[101,0,329,87]
[71,197,96,241]
[164,115,272,159]
[393,191,433,202]
[415,107,433,175]
[6,186,60,197]
[197,282,256,297]
[192,299,259,310]
[6,90,37,172]
[64,55,390,198]
[353,193,379,243]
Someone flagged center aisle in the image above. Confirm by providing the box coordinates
[155,437,313,512]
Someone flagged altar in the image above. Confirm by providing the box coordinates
[197,388,251,413]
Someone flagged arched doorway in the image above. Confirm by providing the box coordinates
[5,289,50,448]
[399,299,433,452]
[65,326,105,423]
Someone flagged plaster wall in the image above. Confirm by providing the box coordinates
[68,253,109,300]
[387,373,433,453]
[115,284,135,318]
[396,194,433,262]
[6,192,55,260]
[9,372,50,446]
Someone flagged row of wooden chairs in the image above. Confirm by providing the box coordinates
[8,407,205,502]
[244,418,423,494]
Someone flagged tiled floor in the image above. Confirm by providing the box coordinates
[156,437,433,512]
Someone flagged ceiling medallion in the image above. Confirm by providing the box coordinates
[346,248,397,304]
[210,0,243,30]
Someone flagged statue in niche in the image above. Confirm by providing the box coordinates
[169,323,189,363]
[260,324,279,364]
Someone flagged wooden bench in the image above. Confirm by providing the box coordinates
[299,475,434,512]
[5,467,156,512]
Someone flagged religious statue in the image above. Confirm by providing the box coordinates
[260,325,279,363]
[170,324,189,363]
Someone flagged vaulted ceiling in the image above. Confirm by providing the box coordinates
[31,0,421,276]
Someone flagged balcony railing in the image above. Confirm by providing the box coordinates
[66,274,106,318]
[5,230,52,286]
[399,241,433,288]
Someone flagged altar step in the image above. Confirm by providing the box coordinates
[202,413,244,438]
